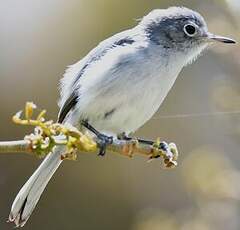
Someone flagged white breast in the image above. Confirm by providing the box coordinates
[65,43,188,136]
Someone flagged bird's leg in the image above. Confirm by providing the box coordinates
[81,120,113,156]
[117,132,169,157]
[117,132,154,145]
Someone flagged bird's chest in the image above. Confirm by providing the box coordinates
[75,50,182,135]
[83,66,178,135]
[114,70,177,134]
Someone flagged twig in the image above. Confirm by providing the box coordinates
[0,137,178,168]
[0,140,31,154]
[0,102,179,168]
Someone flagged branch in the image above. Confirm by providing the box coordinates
[0,140,31,154]
[0,102,179,168]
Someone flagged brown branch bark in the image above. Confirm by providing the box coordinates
[0,138,178,168]
[0,140,31,154]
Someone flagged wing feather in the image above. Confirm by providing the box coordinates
[58,29,136,123]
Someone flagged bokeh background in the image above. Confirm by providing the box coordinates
[1,0,240,229]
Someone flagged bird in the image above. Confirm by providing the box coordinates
[8,6,236,227]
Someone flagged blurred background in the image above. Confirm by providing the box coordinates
[0,0,240,229]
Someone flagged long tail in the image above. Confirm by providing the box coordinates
[8,146,64,227]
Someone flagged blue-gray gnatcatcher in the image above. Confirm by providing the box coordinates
[9,7,236,227]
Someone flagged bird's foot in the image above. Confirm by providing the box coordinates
[81,120,113,156]
[118,132,172,157]
[96,133,113,156]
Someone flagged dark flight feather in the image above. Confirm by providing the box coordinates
[58,34,135,123]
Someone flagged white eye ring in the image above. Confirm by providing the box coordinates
[183,24,198,37]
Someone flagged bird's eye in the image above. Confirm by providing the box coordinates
[183,24,197,37]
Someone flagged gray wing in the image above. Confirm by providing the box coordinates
[58,29,136,123]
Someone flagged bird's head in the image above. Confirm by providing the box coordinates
[139,7,236,63]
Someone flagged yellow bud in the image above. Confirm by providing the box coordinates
[25,102,36,120]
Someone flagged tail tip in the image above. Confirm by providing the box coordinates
[8,196,29,228]
[8,212,28,228]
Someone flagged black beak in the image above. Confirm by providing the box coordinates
[207,33,236,44]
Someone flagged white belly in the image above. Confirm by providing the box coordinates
[69,45,184,135]
[74,68,179,135]
[98,79,177,134]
